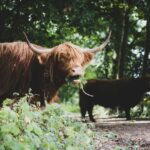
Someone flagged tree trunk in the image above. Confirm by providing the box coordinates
[142,7,150,77]
[117,5,130,79]
[110,6,124,79]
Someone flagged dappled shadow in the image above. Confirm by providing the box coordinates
[70,113,150,149]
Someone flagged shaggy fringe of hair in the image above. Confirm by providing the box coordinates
[48,42,84,83]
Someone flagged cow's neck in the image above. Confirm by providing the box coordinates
[43,70,64,104]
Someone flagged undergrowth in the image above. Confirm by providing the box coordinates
[0,96,95,150]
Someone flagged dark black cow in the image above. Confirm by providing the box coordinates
[79,78,150,122]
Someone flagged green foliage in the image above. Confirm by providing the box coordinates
[1,0,150,109]
[61,102,80,113]
[142,97,150,117]
[0,97,95,150]
[0,0,148,77]
[59,83,79,103]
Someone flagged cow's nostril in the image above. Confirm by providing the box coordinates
[72,67,83,74]
[72,68,76,73]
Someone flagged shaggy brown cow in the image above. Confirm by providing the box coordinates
[0,32,111,106]
[79,77,150,122]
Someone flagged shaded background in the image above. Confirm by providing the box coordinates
[1,0,150,105]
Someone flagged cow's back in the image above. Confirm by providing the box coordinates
[0,42,34,98]
[80,78,148,108]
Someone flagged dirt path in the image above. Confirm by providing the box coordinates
[91,117,150,150]
[71,113,150,149]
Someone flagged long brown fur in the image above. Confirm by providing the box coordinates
[0,42,34,96]
[0,41,93,105]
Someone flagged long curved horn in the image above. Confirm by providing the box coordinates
[85,31,111,53]
[23,32,53,54]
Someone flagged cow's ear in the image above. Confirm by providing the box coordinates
[83,52,94,65]
[37,53,49,64]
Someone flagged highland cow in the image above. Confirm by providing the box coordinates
[0,32,111,106]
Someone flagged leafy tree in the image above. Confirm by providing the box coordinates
[142,1,150,76]
[0,0,150,103]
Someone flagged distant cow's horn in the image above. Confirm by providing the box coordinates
[23,32,53,54]
[85,31,111,53]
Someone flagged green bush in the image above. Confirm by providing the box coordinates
[0,96,95,150]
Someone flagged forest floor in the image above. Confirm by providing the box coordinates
[73,115,150,150]
[92,117,150,150]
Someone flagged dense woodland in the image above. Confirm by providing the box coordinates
[0,0,150,99]
[1,1,150,149]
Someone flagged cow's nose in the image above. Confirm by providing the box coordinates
[72,67,83,75]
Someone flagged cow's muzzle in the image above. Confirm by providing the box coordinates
[66,66,84,84]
